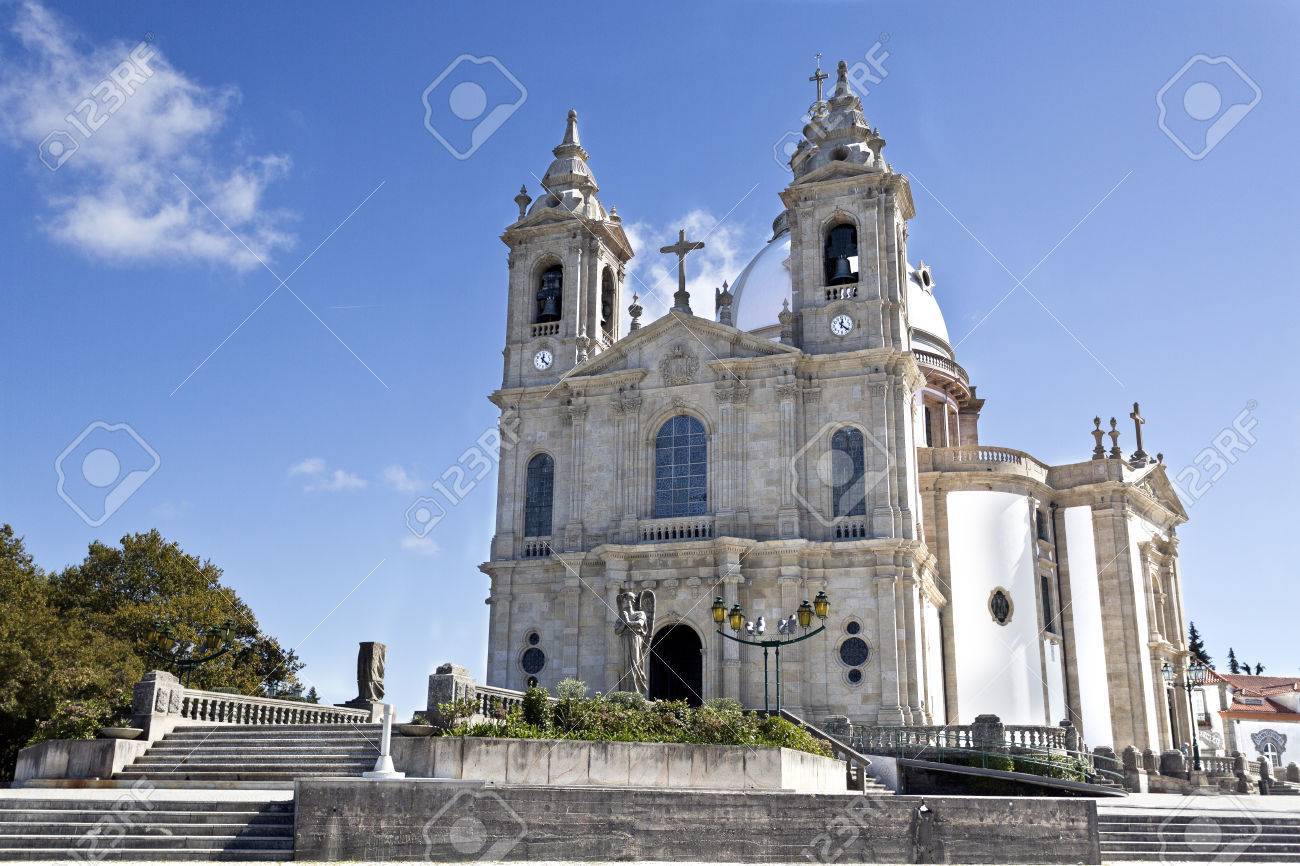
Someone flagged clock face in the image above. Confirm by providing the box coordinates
[830,314,854,336]
[532,349,553,371]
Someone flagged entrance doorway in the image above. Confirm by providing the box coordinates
[648,624,703,706]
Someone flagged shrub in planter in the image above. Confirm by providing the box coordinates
[522,687,551,728]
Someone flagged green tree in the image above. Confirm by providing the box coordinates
[1227,647,1240,674]
[0,527,306,780]
[1187,622,1212,667]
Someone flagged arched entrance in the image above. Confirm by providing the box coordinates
[648,624,703,706]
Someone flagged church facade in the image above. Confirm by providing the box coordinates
[480,62,1193,755]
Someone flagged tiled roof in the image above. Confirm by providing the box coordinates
[1209,670,1300,717]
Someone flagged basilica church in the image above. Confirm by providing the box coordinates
[480,61,1194,755]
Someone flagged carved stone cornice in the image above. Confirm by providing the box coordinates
[562,402,589,425]
[714,378,751,404]
[774,382,800,402]
[609,390,643,416]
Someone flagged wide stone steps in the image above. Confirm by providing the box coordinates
[113,724,382,784]
[1098,814,1300,862]
[0,798,292,862]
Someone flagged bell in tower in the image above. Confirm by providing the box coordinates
[536,266,563,322]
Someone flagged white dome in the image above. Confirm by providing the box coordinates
[727,224,791,332]
[906,262,951,355]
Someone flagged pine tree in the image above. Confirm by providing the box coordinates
[1254,663,1265,676]
[1187,622,1212,667]
[1227,647,1240,674]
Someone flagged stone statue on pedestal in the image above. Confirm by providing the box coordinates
[338,641,386,718]
[614,590,655,696]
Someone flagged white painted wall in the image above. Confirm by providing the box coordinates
[1063,505,1114,748]
[946,490,1045,724]
[1231,718,1300,768]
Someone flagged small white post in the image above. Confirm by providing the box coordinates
[362,704,405,780]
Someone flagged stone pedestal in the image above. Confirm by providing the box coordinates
[131,670,182,741]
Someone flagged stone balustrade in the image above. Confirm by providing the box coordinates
[529,321,560,337]
[824,284,859,301]
[638,515,714,543]
[832,517,869,540]
[521,537,552,558]
[919,445,1051,481]
[913,349,970,385]
[850,716,1071,756]
[131,670,370,740]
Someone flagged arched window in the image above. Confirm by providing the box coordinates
[830,427,866,517]
[524,453,554,537]
[536,265,563,323]
[824,223,859,285]
[1036,509,1050,541]
[654,415,707,518]
[599,267,615,339]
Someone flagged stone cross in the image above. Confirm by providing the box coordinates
[1129,402,1150,467]
[809,54,828,103]
[660,228,704,315]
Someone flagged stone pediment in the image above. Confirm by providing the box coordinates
[566,311,798,383]
[1130,464,1189,523]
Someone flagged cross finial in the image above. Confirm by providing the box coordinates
[1129,402,1150,467]
[809,53,828,103]
[659,228,705,315]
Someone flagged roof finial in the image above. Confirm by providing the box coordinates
[563,108,581,147]
[1108,417,1123,460]
[1090,416,1106,460]
[716,280,734,326]
[513,184,531,220]
[809,53,828,104]
[628,293,643,331]
[660,228,705,316]
[832,59,852,99]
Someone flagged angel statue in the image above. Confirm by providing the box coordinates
[614,589,656,696]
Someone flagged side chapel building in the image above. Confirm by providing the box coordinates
[479,62,1194,754]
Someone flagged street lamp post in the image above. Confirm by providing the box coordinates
[711,591,831,714]
[1162,658,1208,773]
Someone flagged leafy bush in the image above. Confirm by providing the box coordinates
[522,687,551,727]
[440,686,830,758]
[27,696,127,745]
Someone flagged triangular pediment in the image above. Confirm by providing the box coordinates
[1131,463,1190,522]
[568,310,798,381]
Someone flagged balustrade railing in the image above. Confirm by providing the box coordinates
[913,349,970,384]
[833,518,869,540]
[919,445,1050,478]
[177,688,369,725]
[1201,755,1237,777]
[639,515,714,543]
[824,284,859,301]
[521,537,552,558]
[474,684,529,719]
[530,322,560,337]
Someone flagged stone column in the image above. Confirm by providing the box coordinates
[563,401,588,550]
[897,576,921,723]
[775,381,800,538]
[874,574,905,725]
[869,383,894,538]
[777,561,803,712]
[603,558,628,692]
[719,553,744,702]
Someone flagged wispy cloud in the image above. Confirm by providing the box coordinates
[288,457,366,493]
[0,1,294,270]
[288,457,326,477]
[381,464,422,494]
[622,210,755,328]
[400,535,441,557]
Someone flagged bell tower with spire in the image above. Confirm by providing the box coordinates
[498,109,634,390]
[780,60,915,356]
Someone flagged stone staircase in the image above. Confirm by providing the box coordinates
[0,796,293,861]
[1098,811,1300,862]
[114,723,382,783]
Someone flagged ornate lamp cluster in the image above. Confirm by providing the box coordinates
[710,591,831,713]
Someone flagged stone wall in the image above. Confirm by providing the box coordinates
[391,736,845,793]
[14,738,148,785]
[295,779,1101,863]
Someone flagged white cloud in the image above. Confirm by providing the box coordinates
[621,210,756,330]
[287,457,326,477]
[381,464,422,494]
[305,469,367,493]
[288,457,366,492]
[401,535,441,557]
[0,2,294,269]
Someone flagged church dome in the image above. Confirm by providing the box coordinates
[727,215,792,332]
[906,262,952,357]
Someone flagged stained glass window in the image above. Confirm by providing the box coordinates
[524,453,554,537]
[831,427,866,517]
[654,415,707,518]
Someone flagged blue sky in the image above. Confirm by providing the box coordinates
[1,1,1296,715]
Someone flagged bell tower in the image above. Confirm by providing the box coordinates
[499,110,634,389]
[780,60,915,356]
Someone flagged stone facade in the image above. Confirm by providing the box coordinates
[480,61,1192,754]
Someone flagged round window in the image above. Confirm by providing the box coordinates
[839,637,870,667]
[847,668,863,685]
[527,631,541,646]
[845,620,861,635]
[521,647,546,674]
